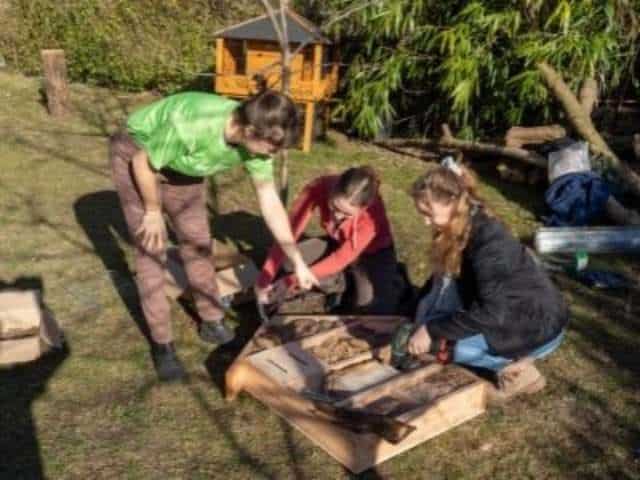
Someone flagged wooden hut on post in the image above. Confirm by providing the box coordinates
[213,10,339,152]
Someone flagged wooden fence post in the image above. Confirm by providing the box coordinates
[41,49,70,117]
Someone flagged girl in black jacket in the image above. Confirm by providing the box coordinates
[408,162,569,402]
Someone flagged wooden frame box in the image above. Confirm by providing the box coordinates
[226,315,486,473]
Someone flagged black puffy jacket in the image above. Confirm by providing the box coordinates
[425,210,569,358]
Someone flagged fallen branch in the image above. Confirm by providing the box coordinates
[537,62,640,197]
[378,139,546,168]
[378,126,547,168]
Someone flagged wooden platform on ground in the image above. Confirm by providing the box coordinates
[225,315,487,473]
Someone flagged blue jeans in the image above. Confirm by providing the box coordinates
[417,276,565,372]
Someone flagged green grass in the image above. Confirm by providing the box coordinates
[1,70,640,479]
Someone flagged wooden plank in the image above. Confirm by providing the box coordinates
[164,246,258,300]
[337,363,443,409]
[225,315,351,400]
[0,290,42,340]
[351,382,486,473]
[240,361,372,472]
[241,357,485,474]
[0,336,43,366]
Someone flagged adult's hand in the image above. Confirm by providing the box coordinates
[136,209,166,253]
[408,324,432,356]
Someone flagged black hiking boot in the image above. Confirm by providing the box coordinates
[198,320,235,345]
[151,341,187,382]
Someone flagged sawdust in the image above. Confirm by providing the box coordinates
[306,325,393,364]
[252,317,339,351]
[307,336,373,364]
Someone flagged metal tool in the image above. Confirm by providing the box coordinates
[534,227,640,254]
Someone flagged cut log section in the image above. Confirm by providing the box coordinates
[226,314,486,473]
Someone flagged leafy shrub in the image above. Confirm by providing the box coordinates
[0,0,261,92]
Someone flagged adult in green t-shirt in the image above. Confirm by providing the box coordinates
[110,89,318,382]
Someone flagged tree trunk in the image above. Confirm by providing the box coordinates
[41,49,70,117]
[537,62,640,197]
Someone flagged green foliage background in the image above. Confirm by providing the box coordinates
[300,0,640,137]
[1,0,639,136]
[0,0,260,91]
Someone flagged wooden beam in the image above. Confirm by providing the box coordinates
[302,101,315,152]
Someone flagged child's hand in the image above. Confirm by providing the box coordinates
[294,262,319,290]
[254,280,289,305]
[408,325,432,356]
[270,279,290,304]
[254,284,273,305]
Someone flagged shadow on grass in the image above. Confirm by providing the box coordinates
[73,190,151,342]
[0,277,70,480]
[211,210,272,264]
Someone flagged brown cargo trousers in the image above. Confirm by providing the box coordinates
[109,131,224,344]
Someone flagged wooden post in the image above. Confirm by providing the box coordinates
[303,101,315,153]
[41,49,70,117]
[312,43,323,98]
[214,38,224,91]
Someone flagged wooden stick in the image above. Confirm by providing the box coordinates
[41,49,70,117]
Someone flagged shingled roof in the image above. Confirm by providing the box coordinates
[214,9,330,45]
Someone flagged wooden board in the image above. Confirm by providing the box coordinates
[0,310,63,366]
[164,246,259,301]
[0,290,42,340]
[227,315,486,473]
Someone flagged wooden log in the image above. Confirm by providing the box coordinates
[41,49,70,117]
[380,128,547,168]
[537,62,640,197]
[504,125,566,148]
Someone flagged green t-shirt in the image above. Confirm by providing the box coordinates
[126,92,274,181]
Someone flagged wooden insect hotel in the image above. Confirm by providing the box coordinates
[226,315,487,473]
[213,10,339,152]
